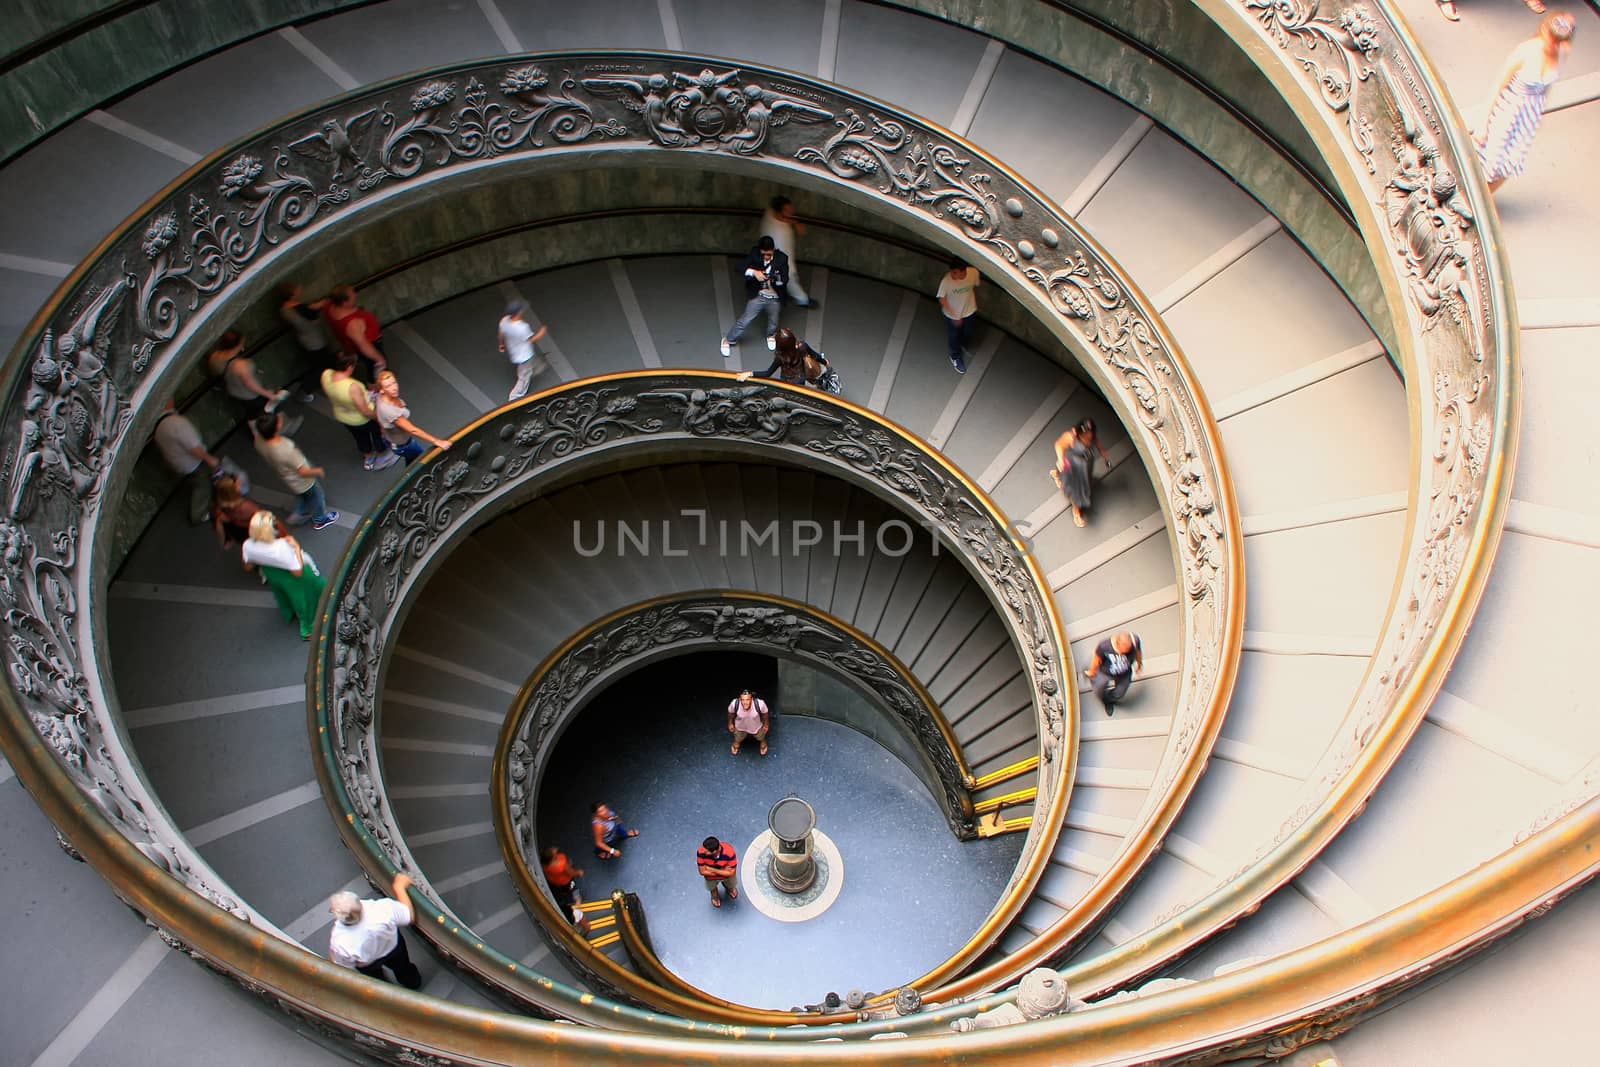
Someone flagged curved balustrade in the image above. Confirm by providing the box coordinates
[497,589,978,843]
[317,370,1073,1022]
[0,45,1239,1051]
[489,590,981,1012]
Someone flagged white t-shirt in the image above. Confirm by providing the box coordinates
[937,268,980,320]
[242,537,317,575]
[760,208,796,255]
[728,696,769,733]
[328,897,412,968]
[499,316,536,364]
[152,413,204,475]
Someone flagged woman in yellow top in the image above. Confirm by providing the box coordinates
[321,350,398,471]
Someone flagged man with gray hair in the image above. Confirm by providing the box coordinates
[327,872,422,988]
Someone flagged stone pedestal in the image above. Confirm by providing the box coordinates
[767,796,817,893]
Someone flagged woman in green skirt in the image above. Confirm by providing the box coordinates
[241,510,326,639]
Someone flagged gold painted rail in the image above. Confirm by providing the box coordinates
[2,39,1250,1059]
[320,371,1074,1023]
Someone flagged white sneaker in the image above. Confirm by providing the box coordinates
[766,335,777,351]
[719,338,731,358]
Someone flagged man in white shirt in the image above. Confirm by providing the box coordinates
[327,872,422,988]
[936,260,980,374]
[151,398,219,524]
[727,688,771,756]
[496,301,549,402]
[760,196,817,309]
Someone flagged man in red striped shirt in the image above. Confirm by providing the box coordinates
[697,836,739,908]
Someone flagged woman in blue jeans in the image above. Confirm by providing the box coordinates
[373,370,453,464]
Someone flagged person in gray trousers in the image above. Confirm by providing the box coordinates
[719,236,790,357]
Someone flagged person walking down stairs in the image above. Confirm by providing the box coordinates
[326,873,422,989]
[1084,631,1143,717]
[541,846,592,933]
[937,260,980,374]
[497,300,550,403]
[252,412,339,530]
[1477,10,1577,192]
[241,511,325,641]
[720,236,790,357]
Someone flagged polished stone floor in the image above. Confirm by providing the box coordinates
[536,651,1025,1008]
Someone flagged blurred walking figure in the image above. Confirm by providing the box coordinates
[1049,419,1111,528]
[253,412,338,530]
[327,873,422,989]
[151,398,220,524]
[1477,11,1576,192]
[207,330,290,425]
[241,511,325,640]
[1084,631,1142,717]
[373,370,453,464]
[541,846,592,932]
[761,196,818,308]
[497,301,549,402]
[278,282,332,402]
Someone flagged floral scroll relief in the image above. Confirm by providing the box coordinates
[501,596,978,845]
[325,378,1064,884]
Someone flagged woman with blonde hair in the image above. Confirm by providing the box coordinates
[241,510,325,640]
[1478,11,1577,192]
[373,370,452,465]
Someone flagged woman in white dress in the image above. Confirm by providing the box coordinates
[1477,12,1577,193]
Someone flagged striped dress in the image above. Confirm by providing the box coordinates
[1478,57,1559,182]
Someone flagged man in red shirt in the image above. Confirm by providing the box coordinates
[697,836,739,908]
[541,846,591,931]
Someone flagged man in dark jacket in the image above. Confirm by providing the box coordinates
[719,236,789,357]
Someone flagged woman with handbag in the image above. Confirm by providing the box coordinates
[241,510,326,640]
[736,328,841,393]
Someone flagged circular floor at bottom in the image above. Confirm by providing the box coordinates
[537,652,1025,1009]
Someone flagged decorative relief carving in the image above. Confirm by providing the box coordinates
[308,376,1071,1014]
[501,593,977,850]
[1226,0,1509,860]
[3,49,1240,1035]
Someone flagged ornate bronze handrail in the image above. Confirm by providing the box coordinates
[0,45,1236,1037]
[487,590,981,1014]
[0,42,1239,1055]
[495,591,977,844]
[318,370,1074,1023]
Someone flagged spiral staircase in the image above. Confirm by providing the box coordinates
[1,1,1597,1063]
